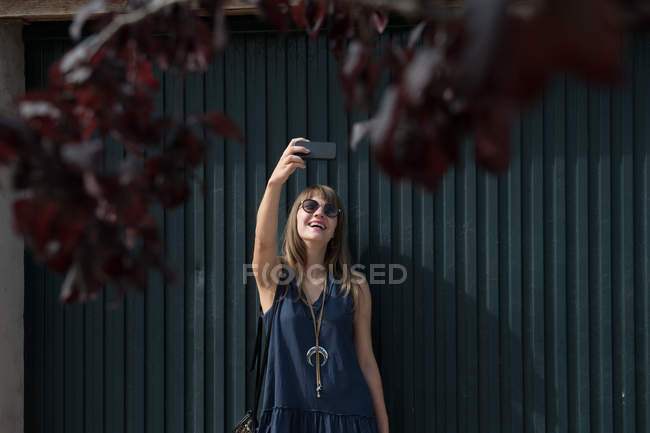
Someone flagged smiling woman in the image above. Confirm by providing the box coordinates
[249,137,390,433]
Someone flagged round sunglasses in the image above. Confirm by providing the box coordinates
[300,199,341,218]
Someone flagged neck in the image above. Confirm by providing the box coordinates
[303,241,328,284]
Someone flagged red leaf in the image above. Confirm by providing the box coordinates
[0,141,17,163]
[305,0,327,39]
[35,202,60,250]
[369,86,400,147]
[291,0,306,29]
[473,106,512,173]
[159,182,189,208]
[349,120,373,150]
[213,3,229,50]
[407,22,427,50]
[0,115,30,163]
[15,200,61,251]
[199,112,244,143]
[258,0,291,34]
[13,199,36,235]
[83,170,103,198]
[553,0,623,82]
[58,218,87,251]
[371,9,389,34]
[48,62,65,87]
[327,5,353,41]
[145,155,164,178]
[184,133,204,167]
[90,47,108,67]
[173,129,204,167]
[135,58,159,90]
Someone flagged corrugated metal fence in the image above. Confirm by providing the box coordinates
[23,20,649,433]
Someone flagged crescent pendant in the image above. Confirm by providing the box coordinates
[306,345,328,367]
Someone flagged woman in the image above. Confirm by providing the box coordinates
[252,137,390,433]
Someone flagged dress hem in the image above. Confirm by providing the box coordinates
[260,405,377,420]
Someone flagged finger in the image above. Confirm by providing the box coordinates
[289,162,306,170]
[283,138,309,157]
[290,145,311,155]
[288,159,306,168]
[287,137,309,148]
[286,155,305,164]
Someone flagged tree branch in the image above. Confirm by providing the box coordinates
[61,0,197,75]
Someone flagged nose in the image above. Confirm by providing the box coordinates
[312,204,327,218]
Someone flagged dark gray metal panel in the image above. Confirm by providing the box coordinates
[500,118,525,433]
[266,35,289,246]
[306,34,326,185]
[522,92,547,433]
[224,35,247,431]
[185,70,206,433]
[435,166,457,433]
[612,46,636,433]
[22,22,650,433]
[145,66,166,433]
[164,69,186,433]
[633,32,650,433]
[104,139,126,433]
[245,33,267,410]
[543,76,568,433]
[457,141,479,433]
[205,49,227,433]
[544,77,568,431]
[589,85,615,433]
[477,155,500,433]
[566,75,590,433]
[23,38,45,433]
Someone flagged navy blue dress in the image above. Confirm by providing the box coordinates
[256,273,379,433]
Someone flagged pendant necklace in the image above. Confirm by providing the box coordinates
[302,275,328,398]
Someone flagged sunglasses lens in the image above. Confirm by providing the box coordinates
[303,199,318,213]
[302,199,338,217]
[324,204,338,218]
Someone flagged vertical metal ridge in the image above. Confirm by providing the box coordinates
[566,75,591,433]
[522,90,546,433]
[456,140,478,433]
[543,75,568,433]
[588,85,614,433]
[611,46,637,433]
[184,70,206,433]
[633,31,650,433]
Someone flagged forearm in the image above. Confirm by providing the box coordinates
[254,180,282,249]
[360,359,389,433]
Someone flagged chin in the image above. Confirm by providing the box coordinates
[300,233,328,244]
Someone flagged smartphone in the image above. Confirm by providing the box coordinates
[293,141,336,160]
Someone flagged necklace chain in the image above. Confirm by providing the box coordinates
[302,275,328,398]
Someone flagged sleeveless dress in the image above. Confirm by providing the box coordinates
[256,273,379,433]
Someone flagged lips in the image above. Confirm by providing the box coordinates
[308,219,326,230]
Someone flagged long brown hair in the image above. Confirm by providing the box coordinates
[280,184,362,314]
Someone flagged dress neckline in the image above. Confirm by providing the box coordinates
[301,273,330,308]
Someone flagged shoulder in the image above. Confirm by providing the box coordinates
[351,267,369,288]
[352,271,371,304]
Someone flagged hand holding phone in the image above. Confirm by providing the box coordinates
[293,140,336,160]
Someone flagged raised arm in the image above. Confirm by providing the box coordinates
[253,137,310,314]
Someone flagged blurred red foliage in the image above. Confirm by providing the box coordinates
[0,0,635,302]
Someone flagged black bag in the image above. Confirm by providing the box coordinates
[232,286,283,433]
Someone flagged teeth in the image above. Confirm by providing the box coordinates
[310,223,325,229]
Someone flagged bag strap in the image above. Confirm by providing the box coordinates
[250,284,284,425]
